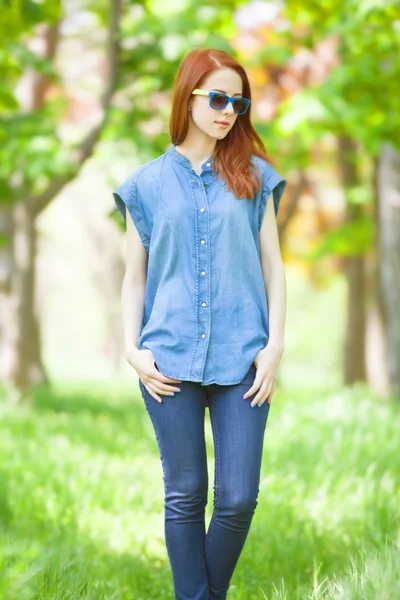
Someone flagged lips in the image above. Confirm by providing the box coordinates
[215,120,230,126]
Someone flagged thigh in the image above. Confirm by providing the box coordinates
[207,363,271,501]
[138,377,209,486]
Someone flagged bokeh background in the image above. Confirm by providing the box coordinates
[1,1,400,598]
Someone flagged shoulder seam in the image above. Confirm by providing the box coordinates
[126,156,161,197]
[134,154,164,188]
[128,159,162,235]
[251,155,269,190]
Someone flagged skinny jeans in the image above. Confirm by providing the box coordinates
[138,361,271,600]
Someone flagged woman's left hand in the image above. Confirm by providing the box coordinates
[243,342,284,407]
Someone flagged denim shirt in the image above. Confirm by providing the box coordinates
[113,143,286,385]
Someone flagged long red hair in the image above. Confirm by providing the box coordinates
[169,48,276,201]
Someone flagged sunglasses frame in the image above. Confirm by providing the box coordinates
[191,88,251,115]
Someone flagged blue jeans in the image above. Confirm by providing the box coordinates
[138,361,271,600]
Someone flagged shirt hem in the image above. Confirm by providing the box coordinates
[155,363,256,386]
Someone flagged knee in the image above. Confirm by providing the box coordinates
[165,476,208,517]
[222,489,259,517]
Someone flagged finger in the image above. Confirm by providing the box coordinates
[153,370,182,384]
[266,380,276,404]
[142,382,163,404]
[254,380,273,407]
[250,381,271,407]
[146,379,181,396]
[152,371,182,387]
[153,377,182,393]
[146,380,182,402]
[267,381,276,404]
[156,372,183,383]
[243,378,261,399]
[157,383,182,396]
[153,361,182,383]
[262,381,274,406]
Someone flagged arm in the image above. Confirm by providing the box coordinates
[243,190,287,406]
[122,210,148,358]
[259,195,286,355]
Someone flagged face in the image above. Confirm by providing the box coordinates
[188,68,244,139]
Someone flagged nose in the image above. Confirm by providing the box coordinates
[223,102,235,117]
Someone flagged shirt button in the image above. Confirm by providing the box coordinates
[200,208,205,212]
[201,239,206,244]
[201,270,206,276]
[204,183,209,187]
[202,302,207,307]
[201,333,206,338]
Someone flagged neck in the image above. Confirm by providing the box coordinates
[174,132,217,164]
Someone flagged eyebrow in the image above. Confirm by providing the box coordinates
[210,88,243,97]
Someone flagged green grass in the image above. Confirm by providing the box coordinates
[1,378,400,599]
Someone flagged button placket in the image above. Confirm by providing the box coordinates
[168,146,215,380]
[200,169,212,357]
[188,169,212,379]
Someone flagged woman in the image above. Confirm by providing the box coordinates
[113,48,287,600]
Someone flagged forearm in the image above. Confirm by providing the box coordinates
[121,275,146,355]
[262,262,286,351]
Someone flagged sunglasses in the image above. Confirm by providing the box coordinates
[191,88,251,115]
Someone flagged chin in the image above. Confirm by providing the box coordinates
[203,126,229,139]
[213,128,229,137]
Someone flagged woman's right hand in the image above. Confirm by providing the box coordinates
[125,348,182,403]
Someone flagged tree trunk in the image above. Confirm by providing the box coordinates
[337,135,366,384]
[9,201,49,400]
[0,205,16,383]
[376,143,400,398]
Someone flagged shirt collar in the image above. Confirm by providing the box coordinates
[167,144,214,172]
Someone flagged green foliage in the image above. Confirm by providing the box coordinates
[307,216,375,260]
[0,1,64,206]
[280,0,400,153]
[0,376,400,598]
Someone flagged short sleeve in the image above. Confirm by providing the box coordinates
[259,164,287,228]
[112,170,151,252]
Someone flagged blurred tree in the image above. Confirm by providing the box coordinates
[0,0,122,401]
[271,0,400,394]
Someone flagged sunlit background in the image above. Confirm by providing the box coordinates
[1,1,400,598]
